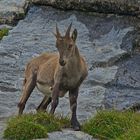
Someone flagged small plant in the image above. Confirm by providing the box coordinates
[82,110,140,140]
[0,28,9,40]
[4,112,70,140]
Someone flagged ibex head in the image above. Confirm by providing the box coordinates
[54,23,77,66]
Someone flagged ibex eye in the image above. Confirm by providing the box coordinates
[68,44,73,49]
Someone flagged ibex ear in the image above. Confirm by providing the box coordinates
[71,29,77,42]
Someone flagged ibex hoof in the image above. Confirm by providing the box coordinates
[71,120,81,131]
[72,125,81,131]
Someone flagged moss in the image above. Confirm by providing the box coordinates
[82,110,140,140]
[4,112,70,140]
[0,28,9,40]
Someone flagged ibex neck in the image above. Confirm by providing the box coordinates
[66,46,81,69]
[74,46,81,60]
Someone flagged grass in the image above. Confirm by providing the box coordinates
[4,110,140,140]
[117,125,140,140]
[0,28,9,40]
[4,112,70,140]
[82,110,140,140]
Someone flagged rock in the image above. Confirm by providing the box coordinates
[133,28,140,53]
[0,6,137,120]
[91,66,118,84]
[0,4,139,117]
[91,27,133,66]
[47,129,96,140]
[104,87,140,110]
[1,0,140,25]
[104,54,140,110]
[34,129,96,140]
[115,55,140,88]
[32,0,140,17]
[0,5,140,139]
[0,0,29,24]
[0,24,13,30]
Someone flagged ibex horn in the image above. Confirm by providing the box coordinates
[65,22,72,38]
[56,23,61,37]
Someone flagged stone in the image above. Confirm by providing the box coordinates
[32,0,140,17]
[0,6,136,121]
[91,66,118,84]
[47,129,96,140]
[104,87,140,110]
[0,4,140,140]
[0,24,13,30]
[104,54,140,110]
[34,129,96,140]
[0,0,140,25]
[0,0,29,24]
[115,55,140,88]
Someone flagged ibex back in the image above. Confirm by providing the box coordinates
[18,23,88,130]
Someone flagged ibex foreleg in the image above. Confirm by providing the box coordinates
[69,88,80,131]
[18,73,36,115]
[37,96,52,112]
[50,83,59,114]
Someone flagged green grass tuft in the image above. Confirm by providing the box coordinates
[82,110,140,140]
[0,28,9,40]
[32,112,70,132]
[4,112,70,140]
[4,110,140,140]
[4,120,47,140]
[117,125,140,140]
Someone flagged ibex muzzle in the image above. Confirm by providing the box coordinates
[18,23,88,131]
[59,58,66,66]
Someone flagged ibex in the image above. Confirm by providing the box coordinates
[18,23,88,130]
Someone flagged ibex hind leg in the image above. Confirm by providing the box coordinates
[18,72,36,115]
[36,96,52,112]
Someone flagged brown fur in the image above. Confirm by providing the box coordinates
[18,24,88,130]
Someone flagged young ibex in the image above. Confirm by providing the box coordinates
[18,23,88,130]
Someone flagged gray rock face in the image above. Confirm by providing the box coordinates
[48,129,96,140]
[1,6,138,119]
[104,54,140,110]
[0,4,140,140]
[0,0,29,24]
[32,0,140,17]
[34,129,96,140]
[0,0,140,25]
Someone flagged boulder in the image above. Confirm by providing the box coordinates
[32,0,140,17]
[0,0,29,24]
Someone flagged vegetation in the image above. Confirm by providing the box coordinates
[0,28,9,40]
[4,112,70,140]
[4,110,140,140]
[82,110,140,140]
